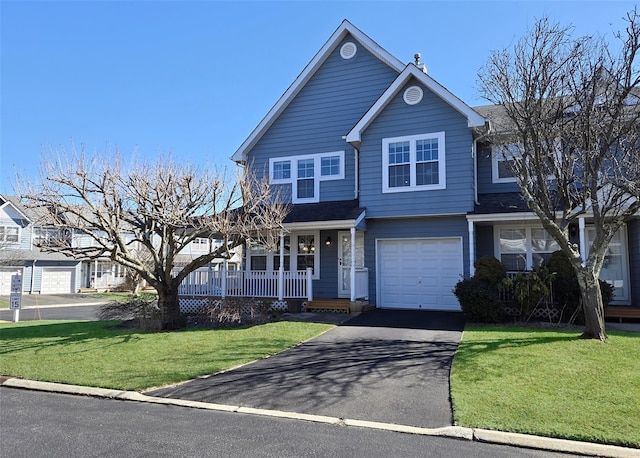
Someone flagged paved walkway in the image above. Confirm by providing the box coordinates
[148,309,465,429]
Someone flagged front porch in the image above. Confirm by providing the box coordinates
[178,264,369,302]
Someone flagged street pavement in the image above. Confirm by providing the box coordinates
[0,293,107,322]
[0,387,575,458]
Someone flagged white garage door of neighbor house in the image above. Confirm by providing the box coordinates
[41,268,75,294]
[0,269,21,295]
[378,238,463,311]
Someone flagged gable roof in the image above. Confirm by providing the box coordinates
[0,194,31,222]
[346,65,487,146]
[231,19,405,163]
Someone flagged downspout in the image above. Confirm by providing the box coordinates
[354,147,359,199]
[30,260,36,294]
[472,120,493,206]
[472,140,480,206]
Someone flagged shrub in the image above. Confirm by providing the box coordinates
[599,280,615,307]
[510,268,552,318]
[98,298,162,331]
[194,297,272,328]
[473,255,507,286]
[453,278,503,323]
[545,250,581,322]
[545,250,615,322]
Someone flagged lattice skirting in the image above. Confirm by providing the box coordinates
[179,297,290,314]
[503,306,560,320]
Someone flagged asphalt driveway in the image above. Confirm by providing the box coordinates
[147,309,465,429]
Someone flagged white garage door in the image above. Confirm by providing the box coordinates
[0,269,22,295]
[41,268,75,294]
[378,238,463,311]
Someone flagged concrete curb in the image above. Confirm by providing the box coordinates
[1,378,638,457]
[473,429,640,458]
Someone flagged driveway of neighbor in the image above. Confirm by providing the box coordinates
[147,309,465,429]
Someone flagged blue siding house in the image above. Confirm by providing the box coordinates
[0,195,129,294]
[231,20,639,310]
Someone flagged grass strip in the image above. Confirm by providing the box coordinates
[0,320,332,391]
[451,326,640,447]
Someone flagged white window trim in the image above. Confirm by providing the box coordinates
[270,159,292,184]
[491,144,518,184]
[382,132,446,193]
[0,225,21,244]
[248,231,321,280]
[269,151,345,203]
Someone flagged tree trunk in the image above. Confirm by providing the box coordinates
[576,270,607,342]
[156,284,185,330]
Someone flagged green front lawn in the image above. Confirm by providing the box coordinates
[0,320,332,391]
[451,326,640,447]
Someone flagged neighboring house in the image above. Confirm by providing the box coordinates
[0,195,87,294]
[224,19,638,310]
[0,195,242,295]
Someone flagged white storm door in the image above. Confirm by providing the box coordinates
[338,231,364,298]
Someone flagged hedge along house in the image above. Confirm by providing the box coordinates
[181,20,638,312]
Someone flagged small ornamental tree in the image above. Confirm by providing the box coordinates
[18,146,289,330]
[479,11,640,341]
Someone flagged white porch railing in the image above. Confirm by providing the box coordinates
[178,268,312,300]
[354,268,369,300]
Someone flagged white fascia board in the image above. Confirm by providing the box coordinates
[0,195,31,222]
[466,212,540,223]
[346,66,487,144]
[232,20,404,163]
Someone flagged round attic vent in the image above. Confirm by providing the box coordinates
[340,42,357,59]
[403,86,424,105]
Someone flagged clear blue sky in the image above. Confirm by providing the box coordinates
[1,1,635,194]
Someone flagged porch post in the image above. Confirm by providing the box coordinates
[278,231,284,301]
[468,220,476,277]
[93,259,98,288]
[579,217,587,262]
[306,267,313,302]
[221,259,227,299]
[350,227,356,302]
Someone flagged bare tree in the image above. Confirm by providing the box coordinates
[18,147,289,330]
[479,11,640,341]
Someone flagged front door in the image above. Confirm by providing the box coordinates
[338,231,364,297]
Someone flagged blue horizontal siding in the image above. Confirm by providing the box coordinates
[246,34,399,203]
[628,220,640,306]
[358,78,475,217]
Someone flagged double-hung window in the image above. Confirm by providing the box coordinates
[269,151,344,203]
[297,159,315,199]
[382,132,445,193]
[492,144,520,183]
